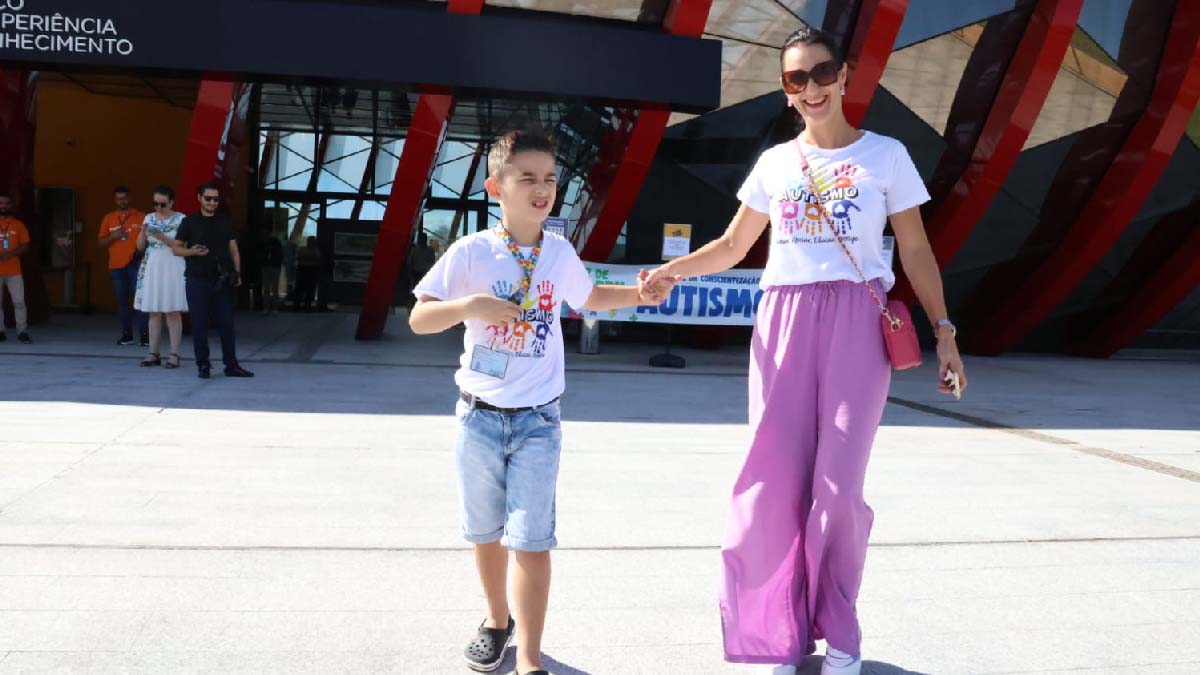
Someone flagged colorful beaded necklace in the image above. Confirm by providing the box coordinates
[495,224,542,304]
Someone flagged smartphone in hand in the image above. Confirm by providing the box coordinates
[944,370,962,400]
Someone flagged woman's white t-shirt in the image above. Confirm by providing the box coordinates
[737,131,930,290]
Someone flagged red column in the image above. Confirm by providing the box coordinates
[577,0,713,262]
[355,0,483,339]
[842,0,909,127]
[177,81,238,214]
[890,0,1082,305]
[965,3,1200,355]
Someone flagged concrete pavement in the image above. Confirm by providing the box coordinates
[1,312,1198,674]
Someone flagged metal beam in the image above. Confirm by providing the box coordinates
[842,0,909,127]
[963,1,1200,355]
[177,81,238,214]
[289,124,335,242]
[889,0,1082,305]
[355,0,484,340]
[1072,196,1200,358]
[578,0,713,262]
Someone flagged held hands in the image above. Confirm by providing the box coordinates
[637,268,683,305]
[467,294,522,325]
[936,331,968,397]
[188,244,209,257]
[641,265,678,292]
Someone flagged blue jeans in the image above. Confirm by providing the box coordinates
[454,398,563,552]
[185,277,238,369]
[110,261,148,336]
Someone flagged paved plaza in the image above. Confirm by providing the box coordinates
[1,313,1198,674]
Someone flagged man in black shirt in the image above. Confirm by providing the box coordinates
[172,182,254,379]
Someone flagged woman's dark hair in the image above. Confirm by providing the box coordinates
[778,26,845,136]
[153,185,175,201]
[780,26,843,71]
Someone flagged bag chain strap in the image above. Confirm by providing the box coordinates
[794,139,902,331]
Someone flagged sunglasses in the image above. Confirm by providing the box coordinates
[153,201,169,208]
[781,59,842,95]
[201,196,220,203]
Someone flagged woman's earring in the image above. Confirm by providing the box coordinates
[841,84,847,95]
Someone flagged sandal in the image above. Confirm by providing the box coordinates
[464,616,514,672]
[140,353,161,367]
[163,353,181,369]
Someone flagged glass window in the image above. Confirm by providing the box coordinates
[879,24,978,136]
[1024,27,1126,149]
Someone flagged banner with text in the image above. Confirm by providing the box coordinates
[569,263,764,326]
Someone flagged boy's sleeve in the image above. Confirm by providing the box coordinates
[413,241,468,301]
[560,247,596,310]
[175,218,191,244]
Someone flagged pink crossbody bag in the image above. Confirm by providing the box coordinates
[795,139,922,371]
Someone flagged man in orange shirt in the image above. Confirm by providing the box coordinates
[98,186,148,345]
[0,193,32,344]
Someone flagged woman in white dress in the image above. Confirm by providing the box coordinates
[134,186,189,369]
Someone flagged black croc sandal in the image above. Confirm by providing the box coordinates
[464,616,515,672]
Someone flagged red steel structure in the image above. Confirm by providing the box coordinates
[963,1,1200,355]
[177,81,239,215]
[841,0,909,128]
[1072,195,1200,357]
[355,0,485,340]
[890,0,1083,305]
[577,0,714,263]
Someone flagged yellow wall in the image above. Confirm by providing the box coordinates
[34,82,194,313]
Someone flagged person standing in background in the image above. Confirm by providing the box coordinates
[260,230,284,314]
[97,186,148,346]
[171,182,254,380]
[134,186,189,369]
[0,194,32,344]
[295,236,322,312]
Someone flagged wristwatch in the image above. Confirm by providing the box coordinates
[933,318,957,338]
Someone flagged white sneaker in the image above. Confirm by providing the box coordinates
[820,647,862,675]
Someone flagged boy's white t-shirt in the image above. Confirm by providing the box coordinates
[414,229,595,409]
[737,131,930,290]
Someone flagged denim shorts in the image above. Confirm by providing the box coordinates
[454,398,563,552]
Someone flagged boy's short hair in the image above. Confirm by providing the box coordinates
[488,128,557,179]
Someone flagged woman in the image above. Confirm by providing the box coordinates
[134,186,189,369]
[295,236,322,312]
[644,26,968,675]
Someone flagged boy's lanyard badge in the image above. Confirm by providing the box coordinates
[470,225,544,380]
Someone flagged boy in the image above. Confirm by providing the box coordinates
[410,129,677,675]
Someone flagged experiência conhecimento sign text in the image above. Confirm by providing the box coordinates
[0,1,133,57]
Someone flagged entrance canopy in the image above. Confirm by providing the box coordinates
[0,0,721,113]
